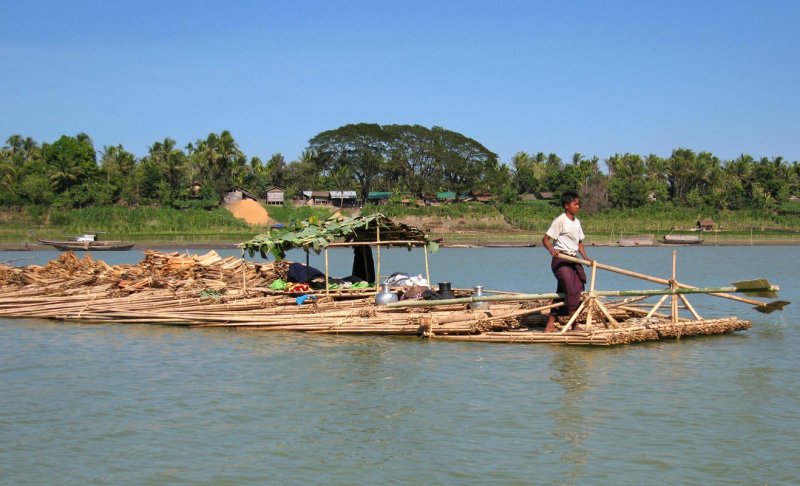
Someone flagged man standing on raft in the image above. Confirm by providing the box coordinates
[541,191,592,333]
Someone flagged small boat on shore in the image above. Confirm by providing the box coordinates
[618,235,656,247]
[662,234,703,245]
[38,234,135,251]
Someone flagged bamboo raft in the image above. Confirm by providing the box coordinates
[0,249,784,346]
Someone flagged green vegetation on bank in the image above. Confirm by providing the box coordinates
[0,205,338,244]
[2,125,799,246]
[2,202,799,246]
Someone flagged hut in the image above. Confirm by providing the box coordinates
[697,219,715,231]
[329,190,358,208]
[367,192,391,205]
[301,190,331,205]
[265,186,285,205]
[242,213,438,292]
[223,187,259,205]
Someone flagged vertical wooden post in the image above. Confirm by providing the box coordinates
[324,247,329,296]
[423,244,431,287]
[671,250,678,323]
[585,261,597,329]
[241,259,246,293]
[375,223,381,289]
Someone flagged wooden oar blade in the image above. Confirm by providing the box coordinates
[732,279,778,298]
[753,300,791,314]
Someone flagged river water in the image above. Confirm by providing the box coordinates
[1,246,798,485]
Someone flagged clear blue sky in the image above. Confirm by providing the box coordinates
[2,0,798,164]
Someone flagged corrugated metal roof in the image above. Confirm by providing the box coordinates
[330,190,358,198]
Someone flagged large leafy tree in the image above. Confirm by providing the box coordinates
[44,134,98,192]
[308,123,390,199]
[384,124,437,195]
[429,126,498,193]
[308,123,498,198]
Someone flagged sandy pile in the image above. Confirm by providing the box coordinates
[225,199,271,225]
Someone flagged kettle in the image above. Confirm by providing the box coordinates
[375,282,399,306]
[469,285,490,310]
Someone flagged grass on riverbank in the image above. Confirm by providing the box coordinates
[0,205,337,244]
[1,203,799,246]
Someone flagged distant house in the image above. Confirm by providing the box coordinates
[367,192,391,205]
[301,190,331,205]
[538,191,556,200]
[265,186,284,205]
[465,191,493,204]
[329,190,358,208]
[223,187,258,205]
[697,219,715,231]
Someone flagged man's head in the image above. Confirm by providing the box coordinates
[561,191,581,217]
[561,191,580,208]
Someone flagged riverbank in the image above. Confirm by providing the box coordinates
[5,236,800,251]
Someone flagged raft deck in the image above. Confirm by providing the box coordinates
[0,250,756,346]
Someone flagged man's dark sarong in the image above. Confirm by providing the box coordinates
[551,257,587,316]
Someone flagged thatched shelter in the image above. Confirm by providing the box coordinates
[241,214,438,290]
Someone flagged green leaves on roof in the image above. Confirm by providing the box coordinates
[241,213,437,261]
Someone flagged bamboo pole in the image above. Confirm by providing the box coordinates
[424,245,431,287]
[326,240,427,247]
[376,222,381,288]
[557,254,782,310]
[645,295,670,318]
[585,261,597,329]
[679,294,702,320]
[672,250,677,323]
[324,247,330,296]
[386,285,777,309]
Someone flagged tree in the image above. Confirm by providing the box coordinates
[44,135,98,193]
[511,152,538,195]
[99,144,137,204]
[188,130,246,196]
[543,153,563,192]
[146,138,187,198]
[383,124,439,195]
[308,123,390,199]
[429,126,498,194]
[666,148,697,204]
[285,150,323,197]
[607,153,649,209]
[265,153,289,188]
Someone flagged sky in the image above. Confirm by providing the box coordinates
[1,0,799,165]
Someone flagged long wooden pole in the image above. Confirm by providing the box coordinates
[556,254,781,309]
[386,285,778,308]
